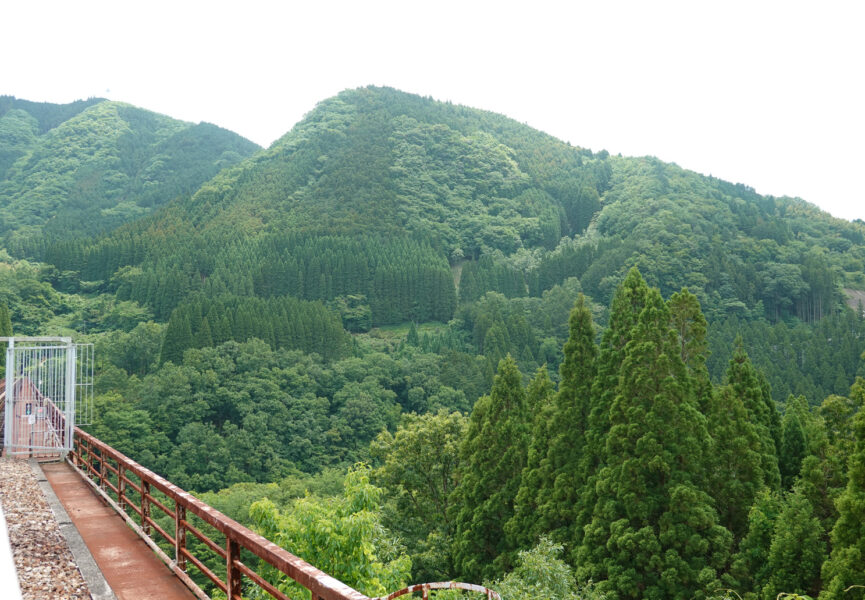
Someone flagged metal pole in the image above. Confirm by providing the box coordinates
[4,339,14,453]
[175,503,187,571]
[226,538,241,600]
[65,341,76,452]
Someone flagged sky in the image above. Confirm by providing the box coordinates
[3,0,864,221]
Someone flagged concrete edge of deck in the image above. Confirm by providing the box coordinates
[0,497,24,600]
[29,459,117,600]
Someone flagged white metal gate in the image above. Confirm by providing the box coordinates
[2,337,93,456]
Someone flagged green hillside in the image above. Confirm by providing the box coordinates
[26,87,862,325]
[0,96,260,241]
[14,87,865,400]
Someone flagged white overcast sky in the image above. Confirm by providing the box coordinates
[3,1,864,221]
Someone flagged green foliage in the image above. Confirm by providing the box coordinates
[579,286,731,599]
[0,254,73,334]
[707,385,766,541]
[780,409,808,489]
[452,355,529,582]
[0,98,258,242]
[371,410,468,581]
[729,490,785,595]
[506,365,557,552]
[725,340,782,491]
[708,311,865,406]
[489,538,607,600]
[760,489,825,600]
[0,301,12,379]
[159,293,351,364]
[819,379,865,600]
[249,464,411,599]
[89,339,476,491]
[508,294,597,555]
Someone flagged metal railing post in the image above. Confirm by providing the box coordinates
[226,538,241,600]
[175,502,187,571]
[98,451,106,491]
[141,480,151,536]
[118,465,126,512]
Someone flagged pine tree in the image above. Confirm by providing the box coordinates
[728,490,783,595]
[539,294,597,552]
[667,288,711,412]
[194,317,213,349]
[504,365,555,559]
[760,489,826,600]
[406,322,420,346]
[707,386,766,541]
[726,339,782,491]
[819,381,865,600]
[574,267,649,566]
[577,287,730,599]
[758,371,782,456]
[160,312,192,365]
[779,409,807,489]
[451,355,529,582]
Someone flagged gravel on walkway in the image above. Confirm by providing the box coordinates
[0,457,91,600]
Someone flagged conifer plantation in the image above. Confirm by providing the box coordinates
[2,88,865,598]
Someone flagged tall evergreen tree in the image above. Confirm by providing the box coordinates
[574,267,649,564]
[667,288,710,395]
[160,312,192,365]
[406,322,420,346]
[577,287,730,599]
[193,316,213,349]
[504,365,555,558]
[728,490,783,597]
[707,385,766,541]
[451,355,529,582]
[760,489,826,600]
[542,294,597,551]
[819,379,865,600]
[779,409,808,489]
[758,371,782,457]
[726,339,782,491]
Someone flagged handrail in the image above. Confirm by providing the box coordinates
[373,582,502,600]
[71,427,370,600]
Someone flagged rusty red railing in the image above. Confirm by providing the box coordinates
[376,582,501,600]
[71,427,369,600]
[70,427,500,600]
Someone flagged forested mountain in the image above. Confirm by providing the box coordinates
[0,95,259,242]
[2,86,865,598]
[18,87,865,329]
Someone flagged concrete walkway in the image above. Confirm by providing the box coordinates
[41,461,195,600]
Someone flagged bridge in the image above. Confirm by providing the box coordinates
[0,374,500,600]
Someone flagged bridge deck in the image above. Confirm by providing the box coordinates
[42,461,195,600]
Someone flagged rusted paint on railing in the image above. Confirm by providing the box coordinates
[374,581,502,600]
[71,427,500,600]
[72,426,370,600]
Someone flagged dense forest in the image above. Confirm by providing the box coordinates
[1,87,864,599]
[0,95,259,241]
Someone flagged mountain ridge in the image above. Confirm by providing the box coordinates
[0,97,260,241]
[7,86,865,331]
